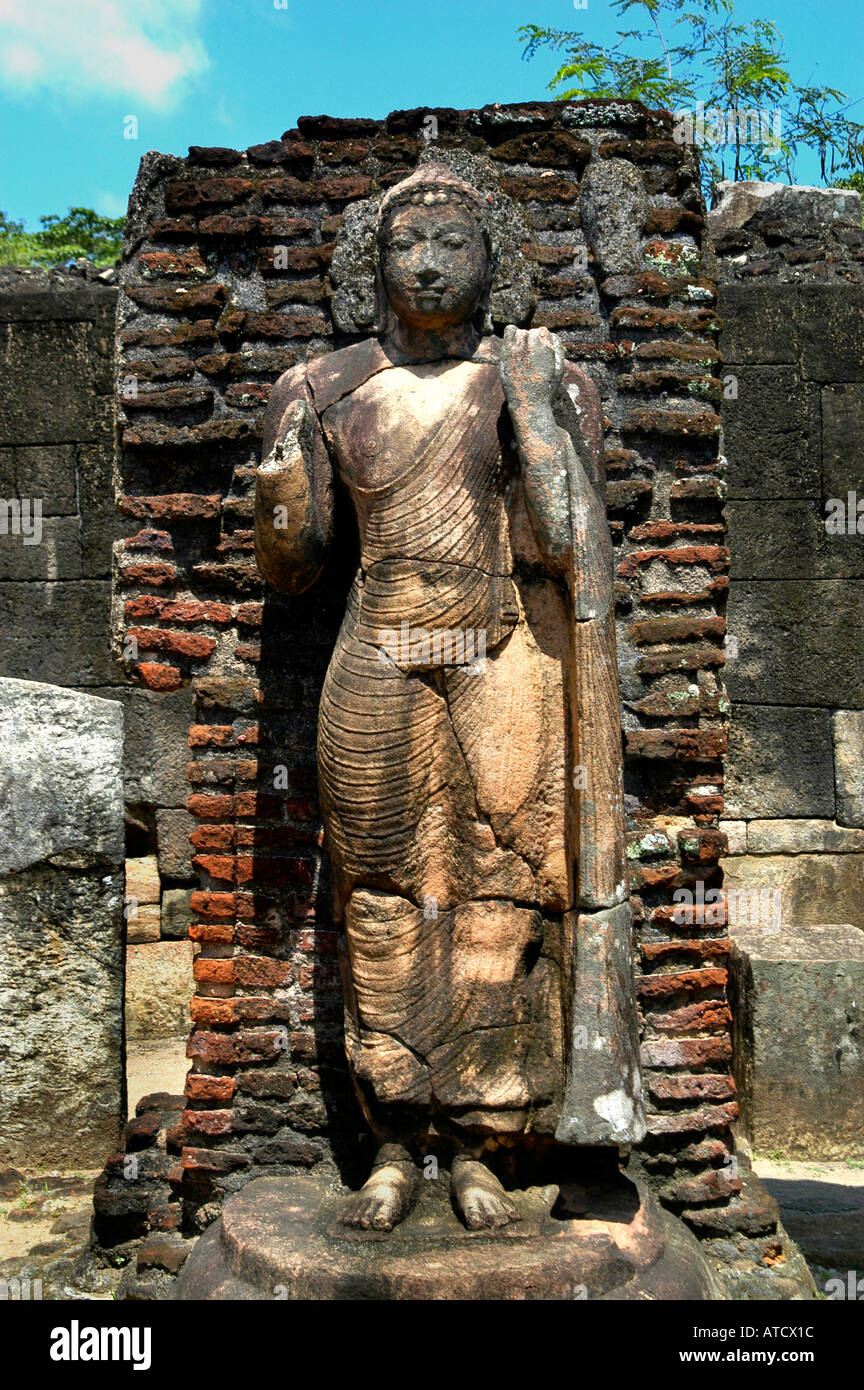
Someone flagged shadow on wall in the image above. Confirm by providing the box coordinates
[255,488,367,1184]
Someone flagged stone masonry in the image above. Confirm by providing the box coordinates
[708,181,864,1162]
[0,678,125,1167]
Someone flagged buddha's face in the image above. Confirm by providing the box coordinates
[380,201,488,331]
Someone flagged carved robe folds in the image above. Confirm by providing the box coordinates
[256,332,645,1148]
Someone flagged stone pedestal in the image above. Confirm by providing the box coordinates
[174,1172,724,1301]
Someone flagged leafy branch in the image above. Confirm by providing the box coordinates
[0,208,124,268]
[519,0,864,199]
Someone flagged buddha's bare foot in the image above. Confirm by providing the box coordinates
[451,1156,522,1230]
[340,1148,418,1232]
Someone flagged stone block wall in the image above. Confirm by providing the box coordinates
[0,268,199,1024]
[0,679,125,1168]
[93,100,775,1263]
[0,268,120,688]
[709,183,864,934]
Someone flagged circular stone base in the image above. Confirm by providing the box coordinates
[174,1171,725,1301]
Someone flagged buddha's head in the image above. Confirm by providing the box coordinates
[376,165,492,332]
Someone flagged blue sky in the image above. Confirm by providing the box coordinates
[1,0,861,227]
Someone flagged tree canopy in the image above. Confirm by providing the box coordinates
[520,0,864,199]
[0,207,124,268]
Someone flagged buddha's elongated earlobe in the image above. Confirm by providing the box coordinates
[372,263,397,337]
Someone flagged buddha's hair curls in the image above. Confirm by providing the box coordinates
[376,163,493,243]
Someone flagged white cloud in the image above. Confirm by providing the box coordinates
[0,0,209,109]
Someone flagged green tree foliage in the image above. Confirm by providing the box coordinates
[0,207,124,267]
[520,0,864,199]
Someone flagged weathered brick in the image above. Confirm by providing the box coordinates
[129,627,217,660]
[623,407,721,438]
[611,305,720,332]
[183,1109,233,1137]
[193,956,234,985]
[618,546,729,579]
[125,355,195,382]
[122,320,218,348]
[123,418,258,449]
[648,1073,736,1103]
[626,729,727,760]
[125,597,232,625]
[225,382,271,408]
[124,383,214,412]
[659,1168,741,1205]
[149,216,198,240]
[198,214,261,237]
[637,967,728,1000]
[119,561,178,587]
[189,889,236,917]
[181,1146,249,1173]
[645,207,704,235]
[136,661,181,691]
[190,823,235,850]
[189,724,235,747]
[488,131,591,167]
[500,173,579,203]
[645,1102,738,1137]
[233,957,293,988]
[630,616,726,643]
[165,177,256,210]
[670,477,726,501]
[677,828,727,863]
[640,1036,733,1069]
[643,999,733,1035]
[258,243,335,274]
[642,939,731,966]
[236,602,263,626]
[139,249,208,278]
[185,1074,236,1104]
[125,283,227,314]
[599,138,683,163]
[120,494,221,522]
[189,921,234,944]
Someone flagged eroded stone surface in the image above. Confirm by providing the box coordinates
[579,159,647,276]
[0,679,124,875]
[0,680,125,1167]
[746,820,864,854]
[723,853,864,934]
[730,924,864,1159]
[833,710,864,828]
[126,941,194,1042]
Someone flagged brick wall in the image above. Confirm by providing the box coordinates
[97,101,764,1258]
